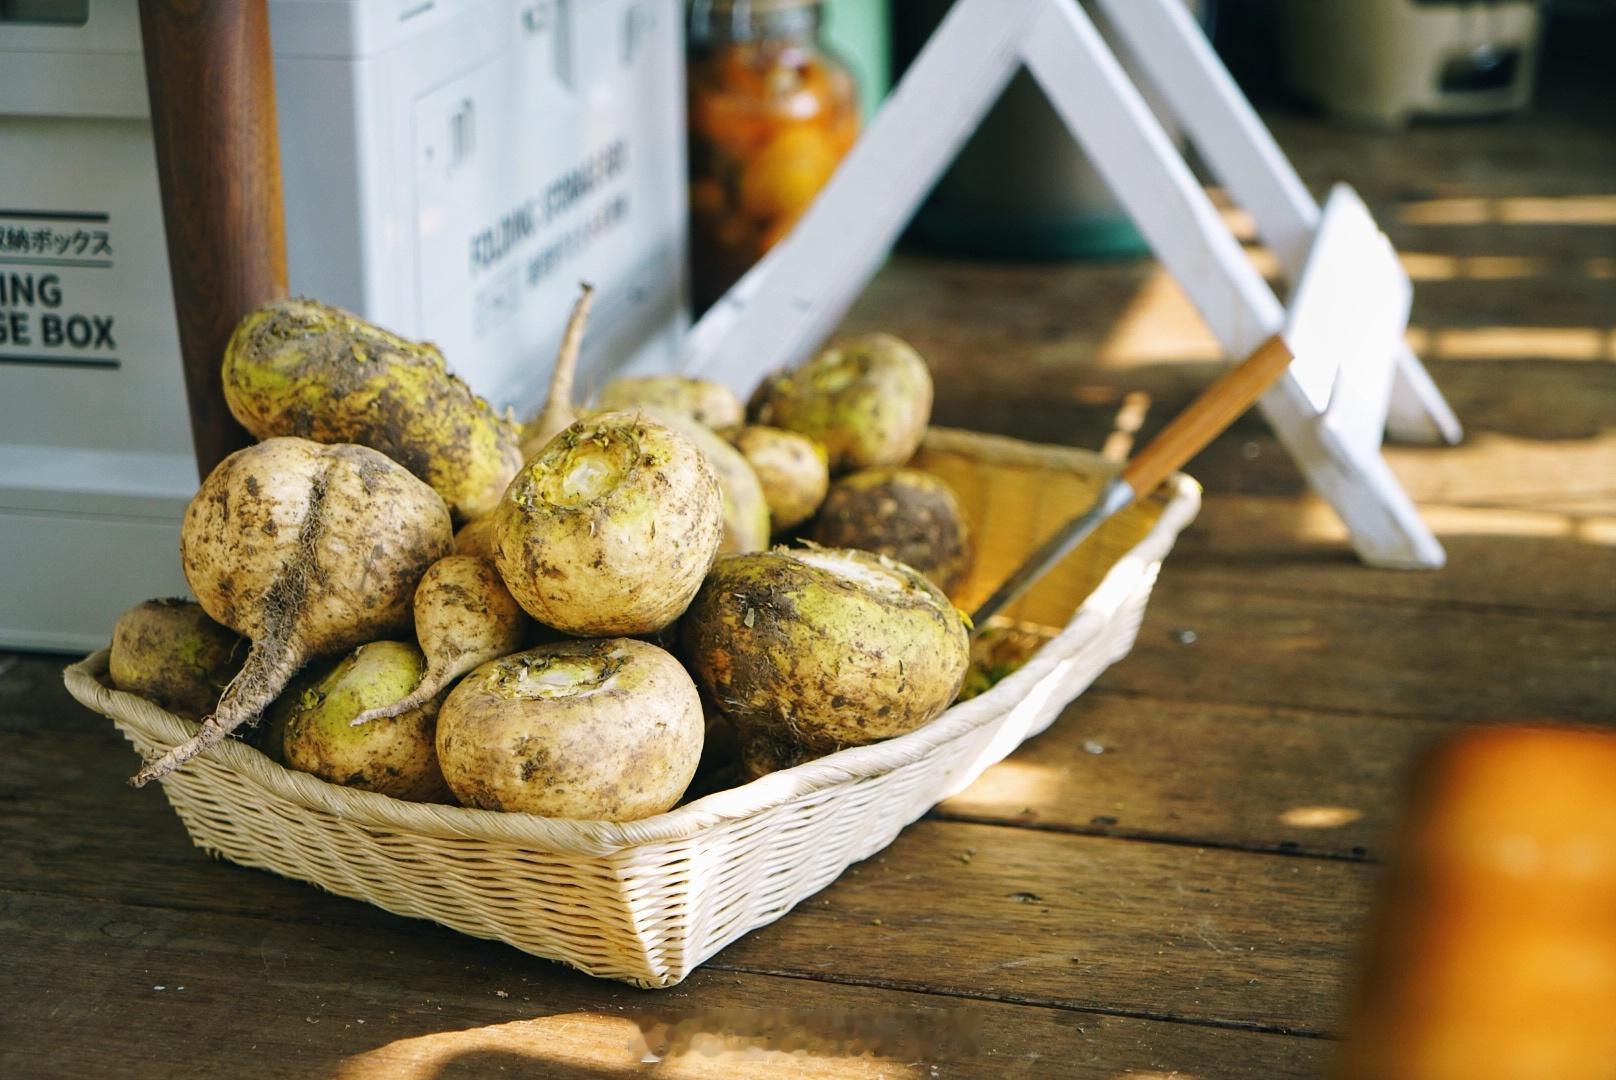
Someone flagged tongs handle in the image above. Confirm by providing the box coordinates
[1120,333,1293,499]
[970,333,1293,628]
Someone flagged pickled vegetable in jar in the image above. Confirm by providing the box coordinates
[687,0,860,311]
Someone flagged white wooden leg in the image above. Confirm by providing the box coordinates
[1023,0,1444,569]
[1094,0,1463,447]
[1385,347,1464,445]
[685,0,1447,569]
[1262,379,1447,569]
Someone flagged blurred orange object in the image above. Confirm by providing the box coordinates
[1335,726,1616,1080]
[687,0,859,311]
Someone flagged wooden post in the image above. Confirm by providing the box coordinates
[139,0,287,479]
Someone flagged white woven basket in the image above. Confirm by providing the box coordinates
[63,427,1200,988]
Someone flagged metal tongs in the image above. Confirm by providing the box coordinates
[971,334,1295,628]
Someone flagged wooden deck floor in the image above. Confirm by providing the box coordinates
[5,19,1613,1080]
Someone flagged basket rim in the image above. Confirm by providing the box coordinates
[63,428,1202,857]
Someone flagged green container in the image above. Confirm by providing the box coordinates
[822,0,890,120]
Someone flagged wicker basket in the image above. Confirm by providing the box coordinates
[62,427,1200,988]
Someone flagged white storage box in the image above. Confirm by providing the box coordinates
[0,0,689,650]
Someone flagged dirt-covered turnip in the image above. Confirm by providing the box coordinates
[681,547,970,778]
[280,640,453,802]
[453,516,496,560]
[809,467,973,594]
[637,407,769,554]
[957,623,1054,702]
[728,424,829,533]
[435,639,703,819]
[109,599,244,720]
[351,554,526,725]
[595,375,744,430]
[749,333,933,474]
[221,297,522,521]
[493,412,724,637]
[132,437,453,787]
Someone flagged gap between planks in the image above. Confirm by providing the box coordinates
[924,810,1378,865]
[699,960,1335,1040]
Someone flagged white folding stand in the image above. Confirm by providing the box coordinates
[681,0,1453,569]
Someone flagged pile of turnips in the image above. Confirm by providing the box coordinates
[109,286,982,822]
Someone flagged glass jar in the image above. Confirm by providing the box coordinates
[686,0,860,311]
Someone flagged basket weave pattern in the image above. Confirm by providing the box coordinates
[63,428,1200,987]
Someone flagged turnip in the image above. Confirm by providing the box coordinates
[221,297,523,521]
[109,599,244,720]
[957,623,1054,702]
[493,411,724,637]
[638,407,770,554]
[435,638,704,819]
[749,332,933,474]
[681,546,970,778]
[279,640,453,802]
[728,424,829,533]
[595,375,744,430]
[131,437,454,787]
[453,516,496,560]
[809,467,973,594]
[350,554,527,726]
[256,659,331,766]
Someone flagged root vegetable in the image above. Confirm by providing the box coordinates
[453,516,496,560]
[132,437,453,787]
[280,640,453,802]
[729,425,829,533]
[257,658,335,765]
[748,333,933,474]
[351,554,527,725]
[809,467,973,594]
[957,623,1054,702]
[493,412,724,637]
[109,599,244,720]
[681,546,970,778]
[594,375,744,430]
[638,407,770,554]
[435,639,703,819]
[221,297,522,521]
[517,285,763,553]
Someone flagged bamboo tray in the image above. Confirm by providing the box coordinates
[62,427,1201,988]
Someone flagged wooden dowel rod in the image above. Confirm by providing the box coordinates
[140,0,287,480]
[1120,334,1292,498]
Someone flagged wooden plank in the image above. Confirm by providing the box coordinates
[0,651,1408,875]
[1103,580,1614,723]
[935,689,1455,861]
[0,653,93,735]
[0,890,1324,1080]
[841,256,1616,396]
[1178,427,1616,511]
[1,793,1369,1038]
[714,819,1370,1034]
[1173,493,1616,617]
[0,705,1369,1034]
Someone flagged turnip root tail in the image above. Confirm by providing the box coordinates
[350,554,527,726]
[525,282,595,455]
[135,457,336,787]
[349,655,478,727]
[131,638,304,787]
